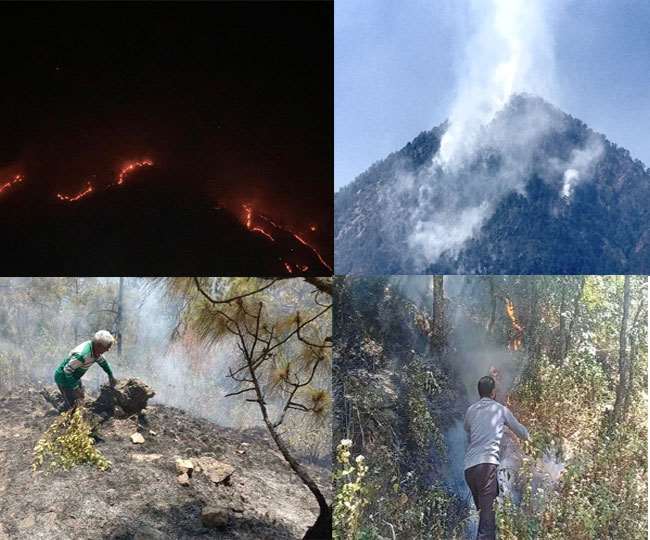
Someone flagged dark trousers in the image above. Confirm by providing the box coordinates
[465,463,498,540]
[57,382,84,411]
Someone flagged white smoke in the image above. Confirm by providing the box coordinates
[556,135,604,198]
[437,0,557,169]
[409,203,490,263]
[387,0,607,270]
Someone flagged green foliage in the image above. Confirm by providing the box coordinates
[404,358,446,461]
[498,352,647,539]
[32,407,111,473]
[333,440,369,540]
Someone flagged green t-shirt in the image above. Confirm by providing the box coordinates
[54,340,113,389]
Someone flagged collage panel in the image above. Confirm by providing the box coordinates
[332,275,647,539]
[335,1,650,275]
[1,1,648,539]
[0,2,332,276]
[0,277,332,539]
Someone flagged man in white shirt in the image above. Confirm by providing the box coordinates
[464,375,530,540]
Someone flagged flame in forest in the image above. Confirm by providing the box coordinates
[505,298,524,351]
[240,204,332,273]
[239,204,331,274]
[56,181,94,202]
[291,232,333,272]
[0,174,24,195]
[251,227,274,242]
[242,204,275,242]
[116,159,154,185]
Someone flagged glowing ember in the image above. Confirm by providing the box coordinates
[0,174,24,195]
[56,181,94,202]
[309,225,317,232]
[243,204,253,229]
[116,159,153,185]
[284,262,294,274]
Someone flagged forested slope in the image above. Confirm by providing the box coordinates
[333,275,647,540]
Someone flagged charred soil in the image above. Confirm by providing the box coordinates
[0,385,330,540]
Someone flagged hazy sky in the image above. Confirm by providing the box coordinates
[335,0,650,190]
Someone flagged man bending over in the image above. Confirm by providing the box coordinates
[54,330,117,411]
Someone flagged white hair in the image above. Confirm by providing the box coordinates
[92,330,115,349]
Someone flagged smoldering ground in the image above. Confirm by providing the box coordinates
[0,278,331,462]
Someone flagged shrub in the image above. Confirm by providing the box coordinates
[32,407,111,472]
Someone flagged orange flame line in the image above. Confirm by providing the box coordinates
[292,233,333,272]
[242,204,332,272]
[251,226,275,242]
[0,174,24,195]
[117,159,153,185]
[56,181,94,202]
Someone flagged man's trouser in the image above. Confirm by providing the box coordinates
[57,382,84,411]
[465,463,498,540]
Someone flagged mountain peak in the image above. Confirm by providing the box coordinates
[335,99,650,274]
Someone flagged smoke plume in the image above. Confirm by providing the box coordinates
[437,0,557,168]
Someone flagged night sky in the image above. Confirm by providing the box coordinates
[0,2,332,275]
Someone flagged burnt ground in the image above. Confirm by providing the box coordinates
[0,385,330,540]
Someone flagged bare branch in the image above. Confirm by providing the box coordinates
[224,386,257,398]
[194,277,278,304]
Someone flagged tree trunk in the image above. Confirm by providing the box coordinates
[115,277,124,357]
[258,394,331,539]
[613,276,631,424]
[623,335,636,419]
[561,276,586,361]
[556,280,568,363]
[432,276,445,350]
[487,277,497,334]
[73,278,80,344]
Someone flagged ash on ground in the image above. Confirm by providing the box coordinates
[0,384,330,540]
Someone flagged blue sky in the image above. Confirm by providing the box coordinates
[335,0,650,191]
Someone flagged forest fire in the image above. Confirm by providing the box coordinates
[116,160,154,185]
[0,174,24,195]
[240,203,331,273]
[56,181,94,202]
[292,232,333,272]
[242,204,275,241]
[505,298,524,351]
[251,227,274,242]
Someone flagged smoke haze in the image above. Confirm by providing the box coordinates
[437,0,558,168]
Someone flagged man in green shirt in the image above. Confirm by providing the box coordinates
[54,330,117,411]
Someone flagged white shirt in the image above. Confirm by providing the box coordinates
[463,397,530,470]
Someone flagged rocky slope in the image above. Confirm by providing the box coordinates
[335,94,650,274]
[0,385,329,540]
